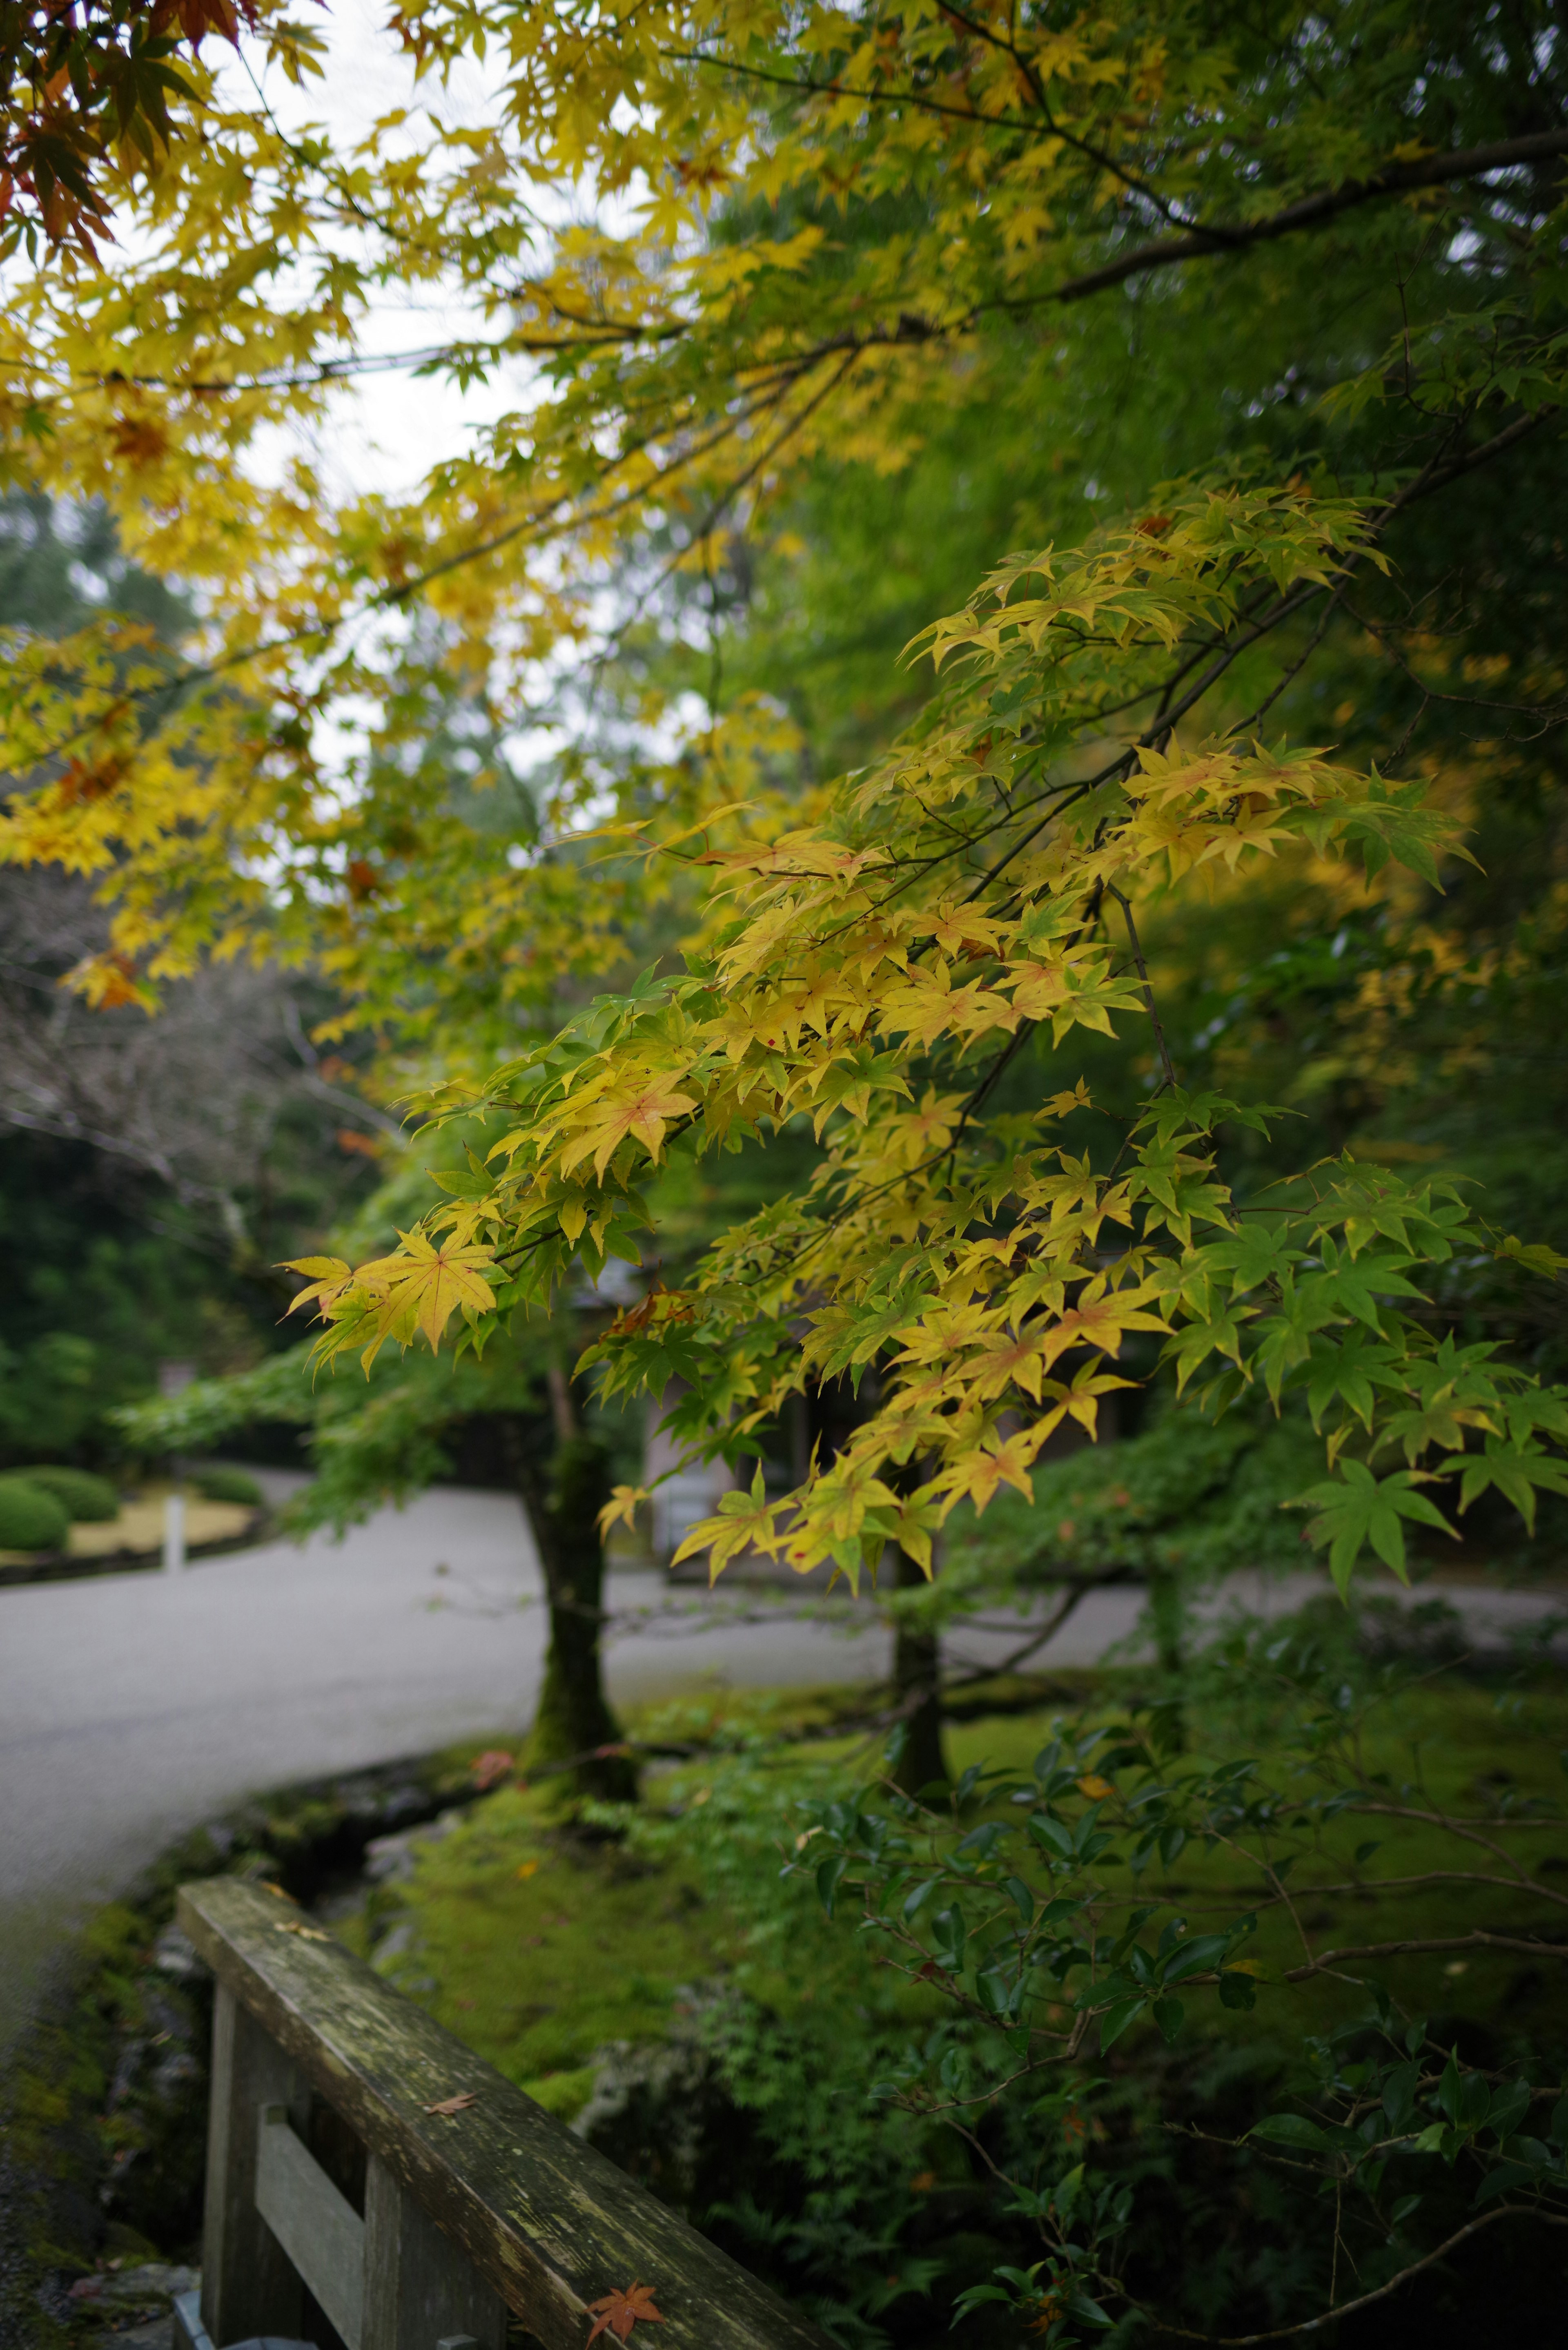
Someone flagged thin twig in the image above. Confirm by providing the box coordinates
[1107,885,1176,1088]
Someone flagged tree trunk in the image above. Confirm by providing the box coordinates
[890,1542,949,1797]
[1145,1563,1187,1752]
[506,1394,637,1804]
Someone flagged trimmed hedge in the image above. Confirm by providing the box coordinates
[0,1478,71,1551]
[194,1466,263,1507]
[22,1465,121,1523]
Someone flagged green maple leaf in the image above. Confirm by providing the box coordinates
[1199,1222,1303,1295]
[1296,1459,1456,1594]
[1458,1442,1568,1531]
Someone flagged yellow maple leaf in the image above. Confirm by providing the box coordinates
[671,1467,780,1583]
[597,1482,651,1538]
[559,1079,699,1181]
[352,1231,497,1351]
[281,1256,356,1320]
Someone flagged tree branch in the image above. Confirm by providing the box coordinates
[1132,2202,1568,2343]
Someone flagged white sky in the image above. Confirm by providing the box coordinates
[220,0,535,503]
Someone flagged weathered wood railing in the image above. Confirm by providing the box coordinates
[173,1878,834,2350]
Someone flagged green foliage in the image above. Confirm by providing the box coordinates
[369,1658,1568,2344]
[0,1136,223,1461]
[19,1463,120,1519]
[953,1396,1325,1591]
[311,483,1568,1590]
[0,1474,69,1549]
[192,1465,261,1507]
[788,1625,1568,2340]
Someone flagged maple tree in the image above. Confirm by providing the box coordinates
[7,19,1567,2338]
[296,480,1568,1605]
[6,0,1564,1693]
[2,0,1564,1035]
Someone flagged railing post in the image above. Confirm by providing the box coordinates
[363,2154,506,2350]
[180,1877,836,2350]
[200,1982,306,2348]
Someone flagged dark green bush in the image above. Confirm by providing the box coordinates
[194,1465,263,1507]
[21,1465,120,1521]
[0,1477,70,1550]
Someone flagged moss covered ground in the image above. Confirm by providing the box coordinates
[337,1670,1568,2117]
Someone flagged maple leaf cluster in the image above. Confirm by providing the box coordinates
[0,0,254,252]
[291,484,1568,1592]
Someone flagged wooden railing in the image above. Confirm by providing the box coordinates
[173,1878,835,2350]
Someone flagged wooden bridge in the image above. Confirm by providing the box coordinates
[172,1877,834,2350]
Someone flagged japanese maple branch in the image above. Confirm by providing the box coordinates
[983,128,1568,314]
[1108,884,1176,1088]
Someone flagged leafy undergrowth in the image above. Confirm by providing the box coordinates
[334,1646,1568,2348]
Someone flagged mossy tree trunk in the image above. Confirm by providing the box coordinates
[1146,1563,1188,1753]
[505,1376,637,1804]
[890,1541,949,1797]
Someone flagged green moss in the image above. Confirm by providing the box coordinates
[522,2064,597,2118]
[348,1784,734,2114]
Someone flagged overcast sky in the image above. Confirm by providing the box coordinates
[224,0,530,503]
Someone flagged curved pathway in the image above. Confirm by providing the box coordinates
[2,1474,1560,2050]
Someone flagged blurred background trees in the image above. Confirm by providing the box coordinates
[0,493,386,1464]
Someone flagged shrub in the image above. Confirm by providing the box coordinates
[194,1466,263,1507]
[21,1465,121,1522]
[0,1478,70,1551]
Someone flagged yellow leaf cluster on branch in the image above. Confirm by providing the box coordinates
[295,481,1568,1587]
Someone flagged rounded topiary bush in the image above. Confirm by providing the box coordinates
[22,1465,121,1522]
[194,1467,263,1507]
[0,1478,71,1552]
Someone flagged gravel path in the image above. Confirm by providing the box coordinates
[2,1473,1560,2051]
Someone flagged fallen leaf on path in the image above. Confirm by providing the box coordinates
[517,1858,540,1880]
[585,2281,665,2344]
[274,1920,329,1942]
[423,2091,478,2117]
[471,1749,514,1789]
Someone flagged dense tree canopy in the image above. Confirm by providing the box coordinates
[5,0,1568,1586]
[7,12,1568,2343]
[2,2,1564,1019]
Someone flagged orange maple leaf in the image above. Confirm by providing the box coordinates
[585,2281,665,2345]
